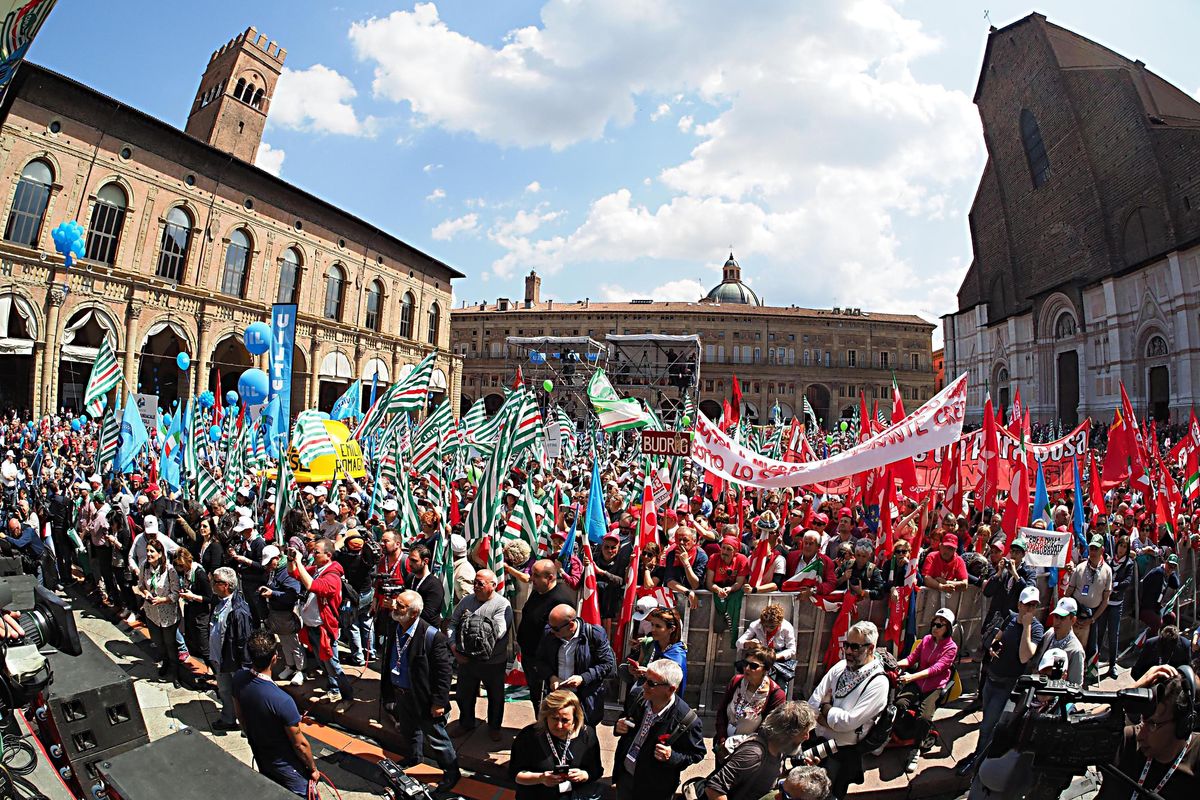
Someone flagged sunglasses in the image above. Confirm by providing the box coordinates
[931,621,948,629]
[843,641,867,652]
[744,662,765,671]
[643,678,667,689]
[550,620,575,632]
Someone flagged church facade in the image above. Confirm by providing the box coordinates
[943,13,1200,426]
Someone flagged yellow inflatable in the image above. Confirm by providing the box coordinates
[284,420,366,483]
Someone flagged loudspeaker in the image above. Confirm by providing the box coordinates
[34,636,147,765]
[98,728,300,800]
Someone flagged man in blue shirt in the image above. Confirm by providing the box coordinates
[1,516,44,585]
[232,630,319,797]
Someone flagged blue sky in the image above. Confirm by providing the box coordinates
[30,2,1200,344]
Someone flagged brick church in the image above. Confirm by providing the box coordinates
[942,13,1200,426]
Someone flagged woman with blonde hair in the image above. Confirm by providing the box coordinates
[509,689,603,799]
[735,603,797,685]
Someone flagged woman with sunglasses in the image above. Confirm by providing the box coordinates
[893,607,958,771]
[630,607,689,690]
[714,642,787,764]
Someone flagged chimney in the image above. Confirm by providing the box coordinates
[524,269,541,308]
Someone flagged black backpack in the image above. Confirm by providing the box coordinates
[857,671,898,752]
[455,608,499,661]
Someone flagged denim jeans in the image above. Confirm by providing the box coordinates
[340,602,375,663]
[972,676,1017,762]
[1095,604,1123,666]
[306,625,353,699]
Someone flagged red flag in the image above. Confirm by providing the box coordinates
[1101,405,1131,488]
[976,393,1000,511]
[747,535,773,590]
[1010,387,1023,433]
[613,478,656,658]
[730,375,743,426]
[1087,451,1107,523]
[721,399,732,429]
[579,543,601,626]
[820,592,859,669]
[1001,430,1030,549]
[884,586,909,650]
[512,366,524,390]
[890,380,919,496]
[879,467,895,559]
[1119,382,1152,495]
[938,443,963,518]
[448,483,461,528]
[214,370,224,425]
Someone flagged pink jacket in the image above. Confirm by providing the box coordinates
[909,634,958,694]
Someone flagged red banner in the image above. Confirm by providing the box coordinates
[911,421,1089,494]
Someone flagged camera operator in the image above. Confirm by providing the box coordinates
[1094,664,1200,799]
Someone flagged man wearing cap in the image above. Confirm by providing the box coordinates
[380,498,401,534]
[230,516,269,627]
[922,534,968,594]
[960,585,1044,776]
[450,534,475,602]
[1035,597,1085,688]
[1140,554,1182,636]
[1064,535,1113,673]
[261,545,306,686]
[319,504,345,541]
[982,537,1034,619]
[334,531,380,666]
[127,515,181,577]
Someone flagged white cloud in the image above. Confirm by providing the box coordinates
[426,187,446,202]
[271,65,377,137]
[651,103,671,121]
[525,180,542,194]
[423,163,444,173]
[431,213,479,241]
[677,115,693,133]
[255,142,285,176]
[599,278,707,302]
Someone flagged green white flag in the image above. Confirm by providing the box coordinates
[586,369,650,432]
[83,338,122,416]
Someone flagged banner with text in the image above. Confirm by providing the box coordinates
[911,421,1090,493]
[1016,526,1071,570]
[269,304,297,450]
[691,373,968,489]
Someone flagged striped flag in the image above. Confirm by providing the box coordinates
[275,452,296,538]
[83,339,122,416]
[462,397,488,436]
[292,411,335,467]
[412,400,452,473]
[802,395,819,431]
[353,351,438,440]
[97,405,119,473]
[587,369,650,432]
[503,479,543,551]
[509,390,544,458]
[432,524,455,619]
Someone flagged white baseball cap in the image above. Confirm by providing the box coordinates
[1051,597,1078,617]
[382,499,399,512]
[1019,586,1040,605]
[261,545,281,566]
[933,607,956,627]
[1038,647,1069,673]
[632,596,659,622]
[233,516,254,532]
[142,516,159,535]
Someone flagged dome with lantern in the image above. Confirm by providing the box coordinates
[702,252,762,306]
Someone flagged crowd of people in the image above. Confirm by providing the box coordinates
[3,401,1200,800]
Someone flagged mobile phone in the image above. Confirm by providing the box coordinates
[552,765,570,776]
[627,657,639,668]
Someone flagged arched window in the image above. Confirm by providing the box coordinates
[427,302,440,345]
[1122,206,1168,266]
[399,291,415,338]
[1147,335,1168,358]
[220,228,251,297]
[1054,311,1077,340]
[324,264,345,321]
[365,280,383,331]
[277,247,300,304]
[4,159,53,247]
[85,182,127,265]
[252,88,264,109]
[234,77,246,101]
[156,206,192,282]
[1020,109,1051,189]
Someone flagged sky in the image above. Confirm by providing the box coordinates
[28,2,1200,347]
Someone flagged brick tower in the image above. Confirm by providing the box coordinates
[184,27,286,163]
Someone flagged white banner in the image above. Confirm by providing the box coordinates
[690,373,968,489]
[134,393,158,434]
[650,467,672,509]
[1017,526,1071,570]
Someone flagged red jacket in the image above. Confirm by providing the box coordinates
[299,560,343,661]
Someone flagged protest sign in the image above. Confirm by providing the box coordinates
[1016,526,1071,569]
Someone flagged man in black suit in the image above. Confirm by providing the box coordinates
[405,544,444,625]
[613,658,706,800]
[381,590,460,793]
[516,559,574,710]
[534,603,616,725]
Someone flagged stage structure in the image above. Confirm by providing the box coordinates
[605,333,701,424]
[505,335,608,422]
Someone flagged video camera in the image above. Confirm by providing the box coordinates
[983,674,1158,799]
[0,580,82,710]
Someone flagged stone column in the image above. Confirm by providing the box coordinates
[308,336,322,408]
[41,285,67,415]
[123,303,142,396]
[195,316,213,396]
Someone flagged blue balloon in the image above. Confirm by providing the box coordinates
[237,368,269,406]
[198,391,215,409]
[162,413,172,427]
[70,419,82,432]
[176,352,191,371]
[243,322,272,356]
[225,390,238,406]
[209,425,221,442]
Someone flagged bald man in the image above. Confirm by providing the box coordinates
[534,603,616,725]
[516,558,575,710]
[447,570,513,741]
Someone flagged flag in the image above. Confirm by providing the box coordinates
[802,396,819,432]
[730,375,743,426]
[512,365,524,390]
[503,479,543,551]
[584,457,606,545]
[462,397,488,437]
[821,592,859,670]
[977,392,1000,511]
[1072,455,1088,552]
[1033,460,1052,527]
[509,390,544,457]
[116,392,148,474]
[746,534,774,590]
[292,410,335,467]
[160,408,184,491]
[97,405,119,473]
[1119,382,1152,494]
[889,378,919,496]
[1088,450,1107,523]
[330,379,362,421]
[83,338,121,416]
[558,508,578,563]
[613,477,656,658]
[879,467,896,559]
[353,351,437,438]
[432,528,455,619]
[275,452,295,540]
[579,542,601,626]
[1001,428,1030,548]
[368,371,379,411]
[412,400,452,473]
[587,369,651,432]
[939,442,963,518]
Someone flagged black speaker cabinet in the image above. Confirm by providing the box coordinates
[36,635,147,763]
[99,729,300,800]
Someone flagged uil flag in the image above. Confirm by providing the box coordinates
[579,542,601,626]
[613,477,656,658]
[330,380,362,422]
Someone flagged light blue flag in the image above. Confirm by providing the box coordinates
[368,371,379,412]
[331,379,362,422]
[116,392,148,474]
[1033,460,1051,527]
[1072,455,1088,551]
[260,393,282,459]
[558,506,579,564]
[585,456,607,544]
[160,409,183,491]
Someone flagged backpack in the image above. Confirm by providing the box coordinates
[455,608,499,661]
[857,671,898,753]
